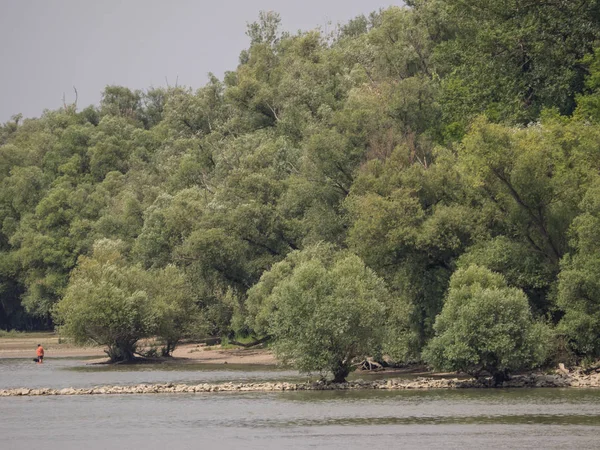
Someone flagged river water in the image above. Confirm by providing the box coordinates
[1,358,600,449]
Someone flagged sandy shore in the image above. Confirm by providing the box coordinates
[171,344,276,364]
[0,333,277,365]
[0,333,105,359]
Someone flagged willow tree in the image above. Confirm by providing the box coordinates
[54,239,196,361]
[424,265,551,384]
[247,245,392,382]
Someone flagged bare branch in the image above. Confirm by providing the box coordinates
[265,101,280,121]
[72,86,78,111]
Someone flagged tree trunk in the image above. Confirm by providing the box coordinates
[106,342,136,362]
[492,369,510,387]
[161,341,176,357]
[332,363,351,383]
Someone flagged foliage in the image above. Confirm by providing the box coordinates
[424,0,600,127]
[574,47,600,123]
[2,6,600,366]
[424,266,551,383]
[557,180,600,357]
[247,245,392,382]
[53,239,196,361]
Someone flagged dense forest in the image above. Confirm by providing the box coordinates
[2,0,600,381]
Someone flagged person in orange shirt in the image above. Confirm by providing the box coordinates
[36,344,44,363]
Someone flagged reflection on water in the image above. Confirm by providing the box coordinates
[0,357,427,390]
[2,390,600,450]
[0,358,301,389]
[1,358,600,449]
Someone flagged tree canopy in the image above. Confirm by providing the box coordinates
[247,245,392,381]
[423,265,551,384]
[2,3,600,372]
[53,239,196,361]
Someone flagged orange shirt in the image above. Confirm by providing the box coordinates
[36,346,44,357]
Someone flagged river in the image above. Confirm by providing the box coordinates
[1,358,599,449]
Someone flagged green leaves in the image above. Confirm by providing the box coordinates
[53,239,197,360]
[430,0,600,124]
[2,6,600,365]
[574,47,600,123]
[424,265,551,379]
[458,117,593,267]
[247,245,391,381]
[557,180,600,357]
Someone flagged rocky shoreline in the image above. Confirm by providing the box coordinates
[2,371,599,397]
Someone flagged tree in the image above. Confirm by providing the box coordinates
[53,239,196,361]
[454,116,600,316]
[2,5,599,365]
[100,86,142,120]
[247,245,389,382]
[346,145,477,349]
[424,265,551,384]
[457,237,556,315]
[458,117,590,268]
[423,0,600,127]
[53,239,152,361]
[574,47,600,123]
[246,11,282,47]
[147,265,199,356]
[557,179,600,357]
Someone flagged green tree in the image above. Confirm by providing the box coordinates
[100,86,142,120]
[557,179,600,357]
[455,116,600,315]
[147,264,199,356]
[246,11,283,47]
[422,0,600,127]
[53,239,152,361]
[424,265,551,384]
[54,239,196,361]
[458,118,592,263]
[457,237,556,315]
[346,145,477,349]
[247,245,389,382]
[3,6,600,360]
[574,47,600,123]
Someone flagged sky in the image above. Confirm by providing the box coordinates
[0,0,403,122]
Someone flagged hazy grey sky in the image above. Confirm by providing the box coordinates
[0,0,402,122]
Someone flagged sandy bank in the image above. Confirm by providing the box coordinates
[0,333,105,359]
[0,334,276,365]
[172,344,276,365]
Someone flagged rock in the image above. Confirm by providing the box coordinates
[3,369,599,397]
[556,363,570,376]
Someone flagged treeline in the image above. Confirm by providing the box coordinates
[2,1,600,379]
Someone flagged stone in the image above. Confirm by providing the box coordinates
[557,363,570,376]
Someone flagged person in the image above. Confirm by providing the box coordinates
[36,344,44,364]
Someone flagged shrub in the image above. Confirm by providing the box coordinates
[247,245,390,382]
[53,239,197,361]
[424,265,551,384]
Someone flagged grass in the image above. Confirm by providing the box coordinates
[0,330,57,339]
[218,335,265,350]
[0,329,23,338]
[0,331,89,353]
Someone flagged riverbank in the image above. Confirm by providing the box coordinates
[0,332,105,358]
[2,371,600,397]
[0,333,277,365]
